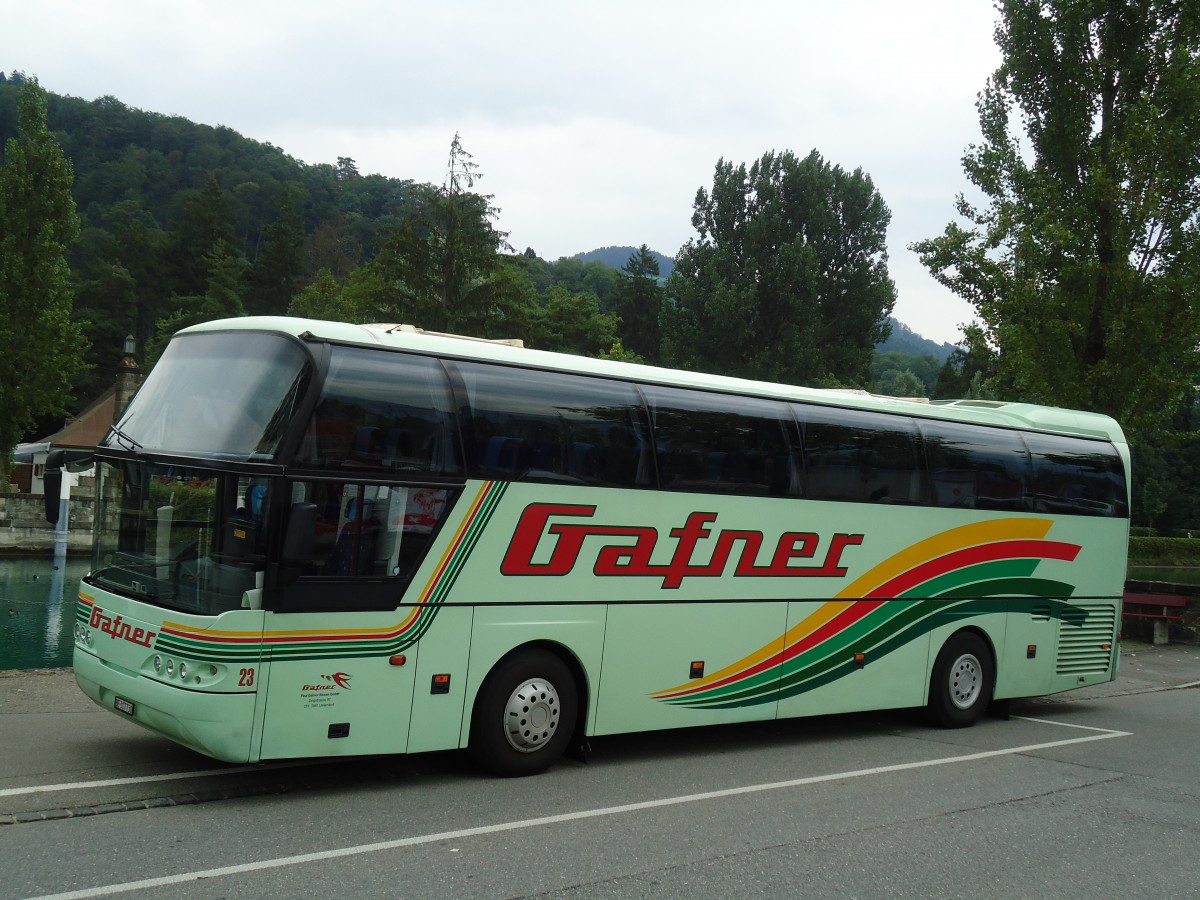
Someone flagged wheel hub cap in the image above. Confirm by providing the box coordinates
[503,677,561,753]
[949,653,983,709]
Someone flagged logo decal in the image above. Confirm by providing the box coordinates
[502,503,864,589]
[88,605,156,648]
[302,672,353,692]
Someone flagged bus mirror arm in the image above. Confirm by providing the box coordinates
[280,502,318,582]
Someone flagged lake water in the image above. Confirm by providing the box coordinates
[0,556,91,671]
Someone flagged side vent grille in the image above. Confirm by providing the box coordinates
[1056,604,1116,675]
[1032,603,1051,622]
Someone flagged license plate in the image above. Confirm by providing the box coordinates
[114,696,135,716]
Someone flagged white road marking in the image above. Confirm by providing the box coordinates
[0,760,314,799]
[27,721,1132,900]
[1012,715,1131,732]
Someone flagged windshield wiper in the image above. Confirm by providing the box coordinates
[106,423,143,451]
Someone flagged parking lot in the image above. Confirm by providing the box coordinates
[2,642,1198,899]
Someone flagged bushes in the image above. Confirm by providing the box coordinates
[1128,536,1200,566]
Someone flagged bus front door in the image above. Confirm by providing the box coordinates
[257,608,418,760]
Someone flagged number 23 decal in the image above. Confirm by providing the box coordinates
[239,667,255,687]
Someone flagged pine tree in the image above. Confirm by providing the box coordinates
[0,79,87,482]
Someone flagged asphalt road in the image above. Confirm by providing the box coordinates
[2,643,1198,900]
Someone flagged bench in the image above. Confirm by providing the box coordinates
[1122,591,1188,644]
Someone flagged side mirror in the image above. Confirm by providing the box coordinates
[43,471,63,524]
[43,448,95,524]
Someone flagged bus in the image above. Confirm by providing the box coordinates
[62,316,1131,776]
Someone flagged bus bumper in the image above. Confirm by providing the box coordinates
[74,649,257,764]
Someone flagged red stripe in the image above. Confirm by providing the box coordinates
[780,600,885,662]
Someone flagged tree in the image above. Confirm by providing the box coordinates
[931,324,998,399]
[0,79,87,480]
[288,268,356,321]
[871,351,941,397]
[663,149,895,386]
[166,174,239,298]
[72,200,168,400]
[609,244,664,363]
[146,239,247,365]
[912,0,1200,434]
[348,134,530,337]
[529,285,619,356]
[247,182,305,315]
[875,368,927,399]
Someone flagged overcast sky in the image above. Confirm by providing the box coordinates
[5,1,1004,345]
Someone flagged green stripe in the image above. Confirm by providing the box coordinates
[902,559,1039,599]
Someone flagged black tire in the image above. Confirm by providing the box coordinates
[928,632,994,728]
[468,649,578,777]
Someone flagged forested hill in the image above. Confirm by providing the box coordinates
[572,246,674,277]
[0,74,429,402]
[876,319,954,361]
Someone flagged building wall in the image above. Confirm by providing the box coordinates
[0,492,94,554]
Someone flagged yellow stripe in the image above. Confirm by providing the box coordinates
[833,517,1053,600]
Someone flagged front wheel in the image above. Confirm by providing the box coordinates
[928,632,994,728]
[469,649,578,777]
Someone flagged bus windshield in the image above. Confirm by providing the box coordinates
[88,460,269,615]
[107,332,312,461]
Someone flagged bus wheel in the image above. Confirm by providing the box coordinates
[928,632,993,728]
[469,649,578,777]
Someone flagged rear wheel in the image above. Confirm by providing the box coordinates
[469,649,578,777]
[928,632,993,728]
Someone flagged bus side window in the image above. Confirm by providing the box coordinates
[645,386,799,496]
[293,348,463,476]
[920,420,1030,512]
[797,406,924,505]
[1024,433,1127,517]
[287,481,456,581]
[451,361,651,488]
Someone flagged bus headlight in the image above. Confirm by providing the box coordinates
[144,655,222,686]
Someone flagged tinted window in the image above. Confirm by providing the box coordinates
[294,348,462,475]
[1025,433,1128,518]
[452,362,651,488]
[797,406,924,504]
[287,480,454,581]
[646,386,799,495]
[921,420,1029,511]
